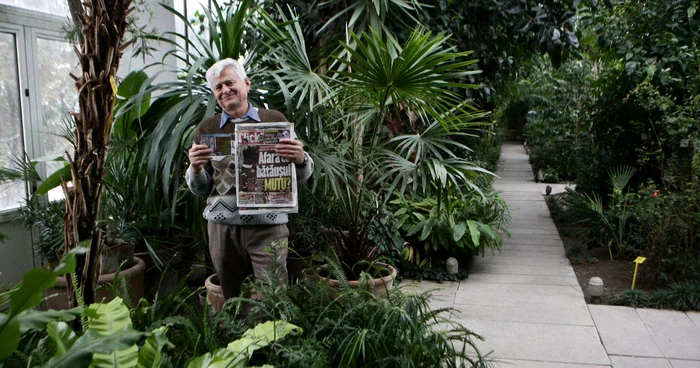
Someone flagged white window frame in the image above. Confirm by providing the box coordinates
[0,4,71,216]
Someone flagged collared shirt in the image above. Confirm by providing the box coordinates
[219,103,261,128]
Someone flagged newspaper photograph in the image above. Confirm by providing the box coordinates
[200,133,233,156]
[234,122,297,211]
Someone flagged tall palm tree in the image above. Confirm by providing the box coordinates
[64,0,133,311]
[312,29,489,269]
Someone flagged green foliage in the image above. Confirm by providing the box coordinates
[240,262,489,367]
[1,259,301,367]
[0,247,86,361]
[386,188,509,280]
[15,199,66,264]
[516,57,594,182]
[392,190,509,259]
[613,280,700,311]
[419,0,584,106]
[566,245,597,265]
[562,168,636,257]
[187,321,301,368]
[399,261,470,283]
[558,180,700,285]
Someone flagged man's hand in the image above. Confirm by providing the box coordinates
[276,138,305,165]
[188,143,213,173]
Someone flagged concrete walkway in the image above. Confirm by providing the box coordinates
[403,142,700,368]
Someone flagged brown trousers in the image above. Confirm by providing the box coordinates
[207,222,289,300]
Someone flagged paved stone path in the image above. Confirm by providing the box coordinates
[403,141,700,368]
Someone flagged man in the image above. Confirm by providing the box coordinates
[186,58,314,300]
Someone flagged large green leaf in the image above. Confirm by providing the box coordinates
[9,269,55,316]
[453,222,467,242]
[419,217,435,241]
[136,326,172,368]
[0,315,20,360]
[47,321,78,358]
[16,308,84,333]
[53,246,87,276]
[85,297,138,368]
[84,297,132,334]
[45,328,144,368]
[466,220,481,248]
[187,321,302,368]
[226,321,303,356]
[186,350,238,368]
[0,249,86,360]
[35,164,71,195]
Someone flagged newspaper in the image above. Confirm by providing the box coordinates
[234,122,298,214]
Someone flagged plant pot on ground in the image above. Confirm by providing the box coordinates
[101,237,134,274]
[203,273,225,312]
[316,261,398,297]
[44,256,145,310]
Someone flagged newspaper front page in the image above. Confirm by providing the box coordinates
[234,122,298,214]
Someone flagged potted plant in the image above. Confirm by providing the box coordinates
[277,28,493,293]
[11,194,146,310]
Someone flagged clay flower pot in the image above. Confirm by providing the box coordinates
[45,256,145,310]
[318,262,398,297]
[204,274,225,312]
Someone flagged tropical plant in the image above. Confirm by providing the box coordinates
[232,259,490,367]
[48,0,136,314]
[392,188,509,266]
[563,166,637,256]
[306,28,494,274]
[0,250,300,367]
[0,247,86,361]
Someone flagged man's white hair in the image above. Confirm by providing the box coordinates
[205,58,247,89]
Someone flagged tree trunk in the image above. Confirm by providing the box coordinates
[64,0,133,315]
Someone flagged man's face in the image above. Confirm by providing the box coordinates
[212,66,250,117]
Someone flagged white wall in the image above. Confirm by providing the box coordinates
[119,0,178,85]
[0,213,37,290]
[0,0,179,289]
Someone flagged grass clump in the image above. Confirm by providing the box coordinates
[613,280,700,311]
[566,245,598,265]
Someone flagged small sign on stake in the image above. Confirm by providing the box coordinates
[631,256,647,290]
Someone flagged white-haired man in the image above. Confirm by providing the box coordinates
[186,58,314,300]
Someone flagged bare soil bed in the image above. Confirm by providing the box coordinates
[559,234,637,303]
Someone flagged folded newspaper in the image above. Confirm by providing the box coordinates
[200,122,298,215]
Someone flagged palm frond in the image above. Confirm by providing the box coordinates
[608,165,636,190]
[255,7,331,113]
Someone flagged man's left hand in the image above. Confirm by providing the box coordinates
[276,138,305,165]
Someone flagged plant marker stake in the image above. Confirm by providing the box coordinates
[631,256,646,290]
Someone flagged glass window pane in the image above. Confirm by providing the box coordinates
[36,37,78,201]
[0,0,69,17]
[0,32,26,211]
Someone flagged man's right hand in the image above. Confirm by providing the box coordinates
[188,143,213,173]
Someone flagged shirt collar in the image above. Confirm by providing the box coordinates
[220,103,261,128]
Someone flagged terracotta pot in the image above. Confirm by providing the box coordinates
[287,254,313,285]
[101,242,135,274]
[44,256,145,310]
[318,262,398,297]
[134,244,189,300]
[134,251,163,300]
[204,274,225,312]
